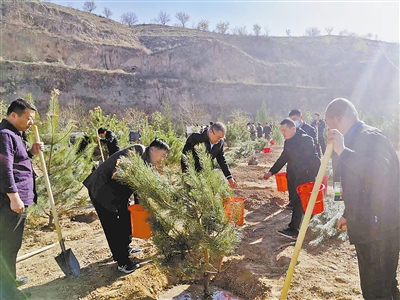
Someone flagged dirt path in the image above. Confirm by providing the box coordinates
[16,146,399,299]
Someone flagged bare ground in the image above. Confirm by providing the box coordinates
[17,146,399,299]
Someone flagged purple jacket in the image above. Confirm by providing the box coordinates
[0,119,36,206]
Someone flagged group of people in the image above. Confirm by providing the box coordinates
[247,122,273,141]
[1,97,398,300]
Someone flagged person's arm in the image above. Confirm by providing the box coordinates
[268,149,288,175]
[215,142,232,180]
[0,133,24,212]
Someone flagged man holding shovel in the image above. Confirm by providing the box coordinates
[0,99,44,300]
[325,98,400,300]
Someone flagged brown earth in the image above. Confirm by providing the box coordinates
[17,146,399,299]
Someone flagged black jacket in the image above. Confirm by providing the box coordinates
[83,144,148,212]
[101,130,120,156]
[311,120,326,139]
[269,130,320,186]
[181,129,232,179]
[336,122,400,244]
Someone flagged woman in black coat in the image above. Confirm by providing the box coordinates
[83,139,169,274]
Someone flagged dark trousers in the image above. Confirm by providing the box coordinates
[287,178,302,231]
[355,236,400,300]
[91,199,131,265]
[0,201,26,294]
[318,137,326,154]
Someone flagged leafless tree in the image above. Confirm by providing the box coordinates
[264,26,271,36]
[363,33,373,39]
[175,12,190,27]
[103,7,112,18]
[154,10,171,25]
[175,100,210,126]
[121,12,138,27]
[286,29,291,37]
[325,27,334,35]
[197,20,210,31]
[305,27,321,36]
[215,21,229,34]
[232,27,249,35]
[82,1,96,13]
[253,24,261,36]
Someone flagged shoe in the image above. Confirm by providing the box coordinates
[277,228,298,241]
[16,276,30,287]
[128,246,142,255]
[117,261,140,274]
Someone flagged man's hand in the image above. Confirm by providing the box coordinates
[228,178,237,189]
[327,129,345,156]
[337,217,347,231]
[29,142,44,156]
[7,193,25,213]
[263,172,272,180]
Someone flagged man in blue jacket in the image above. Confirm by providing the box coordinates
[326,98,399,300]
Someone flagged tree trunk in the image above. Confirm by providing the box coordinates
[204,272,211,299]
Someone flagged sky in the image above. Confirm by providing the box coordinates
[50,0,399,43]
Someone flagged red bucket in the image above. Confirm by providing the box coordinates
[128,204,152,239]
[224,197,245,226]
[270,140,275,146]
[322,175,329,194]
[275,172,288,192]
[296,182,325,215]
[263,147,271,153]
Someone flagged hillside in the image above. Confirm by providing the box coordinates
[0,0,399,118]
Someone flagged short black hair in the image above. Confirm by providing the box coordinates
[210,122,226,133]
[98,128,107,134]
[209,122,214,126]
[7,99,37,116]
[314,112,320,117]
[288,109,301,117]
[280,118,296,128]
[149,138,169,151]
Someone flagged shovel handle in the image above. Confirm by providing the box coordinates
[96,131,105,162]
[280,143,333,299]
[33,125,66,253]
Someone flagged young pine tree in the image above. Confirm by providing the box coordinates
[115,144,242,297]
[30,89,95,225]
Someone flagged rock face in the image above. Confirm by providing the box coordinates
[0,1,399,118]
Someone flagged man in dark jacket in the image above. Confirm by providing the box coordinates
[263,122,272,140]
[263,118,320,240]
[311,112,326,154]
[289,109,319,157]
[325,98,400,300]
[98,127,120,157]
[83,139,169,274]
[181,122,236,188]
[256,123,264,138]
[0,99,43,299]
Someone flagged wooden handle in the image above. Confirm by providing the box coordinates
[96,131,105,162]
[280,143,333,300]
[33,125,66,252]
[17,243,57,263]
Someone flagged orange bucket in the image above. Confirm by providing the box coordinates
[322,175,329,194]
[275,172,288,192]
[296,182,325,215]
[224,197,245,226]
[263,147,271,153]
[128,204,152,239]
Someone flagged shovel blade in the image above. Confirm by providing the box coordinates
[55,248,81,278]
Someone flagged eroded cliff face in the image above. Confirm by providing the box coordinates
[0,1,399,118]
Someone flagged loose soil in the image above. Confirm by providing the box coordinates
[17,146,399,299]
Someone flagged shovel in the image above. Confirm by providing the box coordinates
[33,125,81,278]
[96,130,105,162]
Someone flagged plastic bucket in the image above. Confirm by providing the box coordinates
[224,197,245,226]
[275,172,288,192]
[322,175,329,194]
[296,182,325,215]
[128,204,152,239]
[263,147,271,153]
